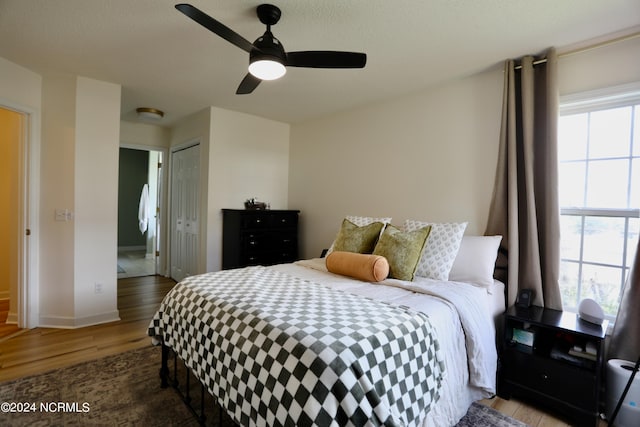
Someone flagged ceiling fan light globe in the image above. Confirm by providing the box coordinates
[248,59,286,80]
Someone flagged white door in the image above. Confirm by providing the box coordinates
[170,144,200,281]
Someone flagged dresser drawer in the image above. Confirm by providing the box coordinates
[274,232,297,248]
[269,212,298,228]
[242,232,268,251]
[241,214,269,229]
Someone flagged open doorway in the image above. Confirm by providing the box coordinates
[0,107,23,336]
[117,147,163,278]
[0,103,37,330]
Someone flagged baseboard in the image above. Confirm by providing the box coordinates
[6,312,18,325]
[39,310,121,329]
[118,245,146,252]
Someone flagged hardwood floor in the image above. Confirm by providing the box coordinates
[0,275,175,382]
[0,275,606,426]
[0,299,21,340]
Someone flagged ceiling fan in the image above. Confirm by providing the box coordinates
[175,3,367,94]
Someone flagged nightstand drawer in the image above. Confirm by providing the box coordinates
[504,347,597,409]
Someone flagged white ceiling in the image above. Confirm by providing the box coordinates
[0,0,639,125]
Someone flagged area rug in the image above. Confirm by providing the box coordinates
[0,346,527,426]
[455,402,530,426]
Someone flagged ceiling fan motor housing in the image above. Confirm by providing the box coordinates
[251,31,286,64]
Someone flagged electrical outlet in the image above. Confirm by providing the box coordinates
[94,283,103,294]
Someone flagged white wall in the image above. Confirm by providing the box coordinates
[0,57,41,108]
[289,69,504,259]
[207,107,290,271]
[39,72,77,325]
[558,36,640,96]
[289,35,640,260]
[120,120,170,149]
[38,74,122,328]
[73,77,121,325]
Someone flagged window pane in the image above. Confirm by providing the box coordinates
[580,264,623,316]
[559,113,588,161]
[560,215,582,260]
[589,107,631,159]
[559,162,585,207]
[586,159,629,208]
[559,261,580,309]
[582,217,625,266]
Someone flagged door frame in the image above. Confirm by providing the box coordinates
[168,138,201,281]
[119,143,168,277]
[1,99,41,329]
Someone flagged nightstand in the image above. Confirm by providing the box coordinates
[499,305,608,427]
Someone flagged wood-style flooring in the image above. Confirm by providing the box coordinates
[0,299,21,340]
[0,275,605,426]
[0,275,175,382]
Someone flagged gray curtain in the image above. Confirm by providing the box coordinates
[485,48,562,310]
[608,235,640,361]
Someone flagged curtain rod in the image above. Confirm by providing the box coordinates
[514,30,640,69]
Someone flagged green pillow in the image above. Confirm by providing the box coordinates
[373,224,432,281]
[333,219,385,254]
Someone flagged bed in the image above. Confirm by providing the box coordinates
[149,218,504,426]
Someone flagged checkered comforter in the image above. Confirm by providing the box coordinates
[148,266,445,427]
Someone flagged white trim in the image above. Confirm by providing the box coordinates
[560,81,640,115]
[170,137,201,154]
[561,207,640,218]
[120,142,167,153]
[38,310,120,329]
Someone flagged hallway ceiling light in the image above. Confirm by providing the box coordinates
[136,107,164,120]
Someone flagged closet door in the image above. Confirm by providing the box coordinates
[170,144,200,281]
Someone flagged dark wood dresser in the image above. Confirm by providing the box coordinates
[222,209,299,269]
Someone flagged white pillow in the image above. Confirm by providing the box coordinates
[449,235,502,288]
[327,215,392,255]
[402,220,467,280]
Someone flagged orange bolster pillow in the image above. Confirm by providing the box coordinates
[325,251,389,282]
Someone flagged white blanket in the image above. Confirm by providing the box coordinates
[383,277,497,394]
[273,258,498,426]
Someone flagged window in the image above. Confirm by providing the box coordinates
[558,83,640,321]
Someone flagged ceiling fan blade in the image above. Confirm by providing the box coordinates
[286,51,366,68]
[175,4,255,53]
[236,73,262,95]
